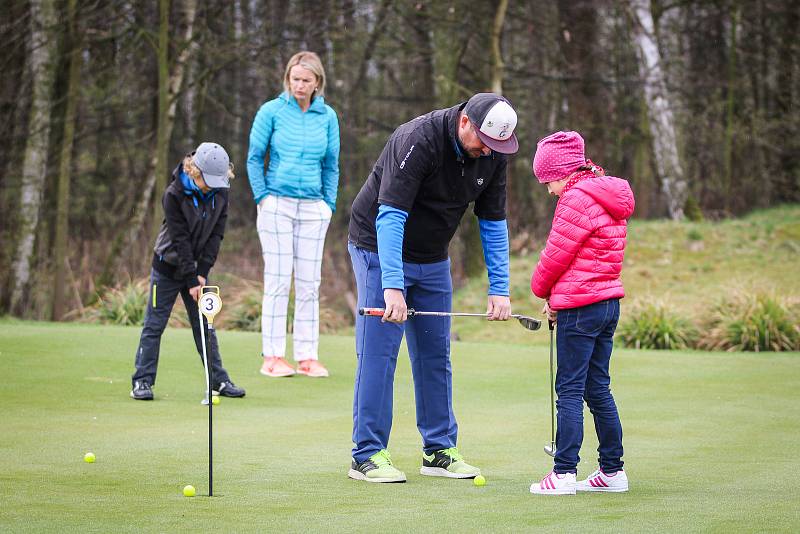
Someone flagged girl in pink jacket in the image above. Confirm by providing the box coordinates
[529,131,634,496]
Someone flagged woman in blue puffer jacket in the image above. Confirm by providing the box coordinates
[247,51,340,379]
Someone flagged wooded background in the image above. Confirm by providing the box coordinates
[0,0,798,321]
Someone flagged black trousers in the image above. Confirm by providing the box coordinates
[131,268,231,388]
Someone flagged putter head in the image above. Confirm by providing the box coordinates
[517,315,542,331]
[543,444,555,457]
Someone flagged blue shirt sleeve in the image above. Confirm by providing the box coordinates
[246,103,274,204]
[479,218,510,296]
[321,107,340,212]
[376,204,408,290]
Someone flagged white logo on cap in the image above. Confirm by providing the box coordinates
[479,101,517,141]
[477,177,484,186]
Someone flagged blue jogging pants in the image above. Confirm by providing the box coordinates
[348,243,458,463]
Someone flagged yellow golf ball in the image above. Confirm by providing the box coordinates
[84,452,96,463]
[473,475,486,487]
[183,485,196,497]
[212,396,220,405]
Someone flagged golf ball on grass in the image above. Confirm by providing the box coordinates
[84,452,96,463]
[473,475,486,487]
[183,485,196,497]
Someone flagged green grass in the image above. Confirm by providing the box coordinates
[1,321,799,532]
[453,205,800,344]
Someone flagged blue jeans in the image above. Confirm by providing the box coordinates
[348,243,457,463]
[554,298,624,474]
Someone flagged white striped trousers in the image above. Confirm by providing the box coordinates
[256,195,332,361]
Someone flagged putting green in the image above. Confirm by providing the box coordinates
[1,321,798,532]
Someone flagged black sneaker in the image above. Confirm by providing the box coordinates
[130,380,154,400]
[213,380,245,398]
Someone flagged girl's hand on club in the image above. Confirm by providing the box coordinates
[188,276,207,302]
[487,295,511,321]
[382,288,408,323]
[189,285,202,301]
[542,300,557,322]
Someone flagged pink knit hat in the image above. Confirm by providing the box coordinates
[532,131,586,183]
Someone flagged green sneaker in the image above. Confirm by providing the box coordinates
[348,449,407,483]
[420,447,481,479]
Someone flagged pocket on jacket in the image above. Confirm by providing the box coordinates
[574,301,609,335]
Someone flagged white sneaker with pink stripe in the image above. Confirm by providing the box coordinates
[530,471,576,495]
[576,468,628,492]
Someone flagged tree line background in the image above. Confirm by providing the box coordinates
[0,0,797,321]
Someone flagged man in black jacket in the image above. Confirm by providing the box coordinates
[130,142,245,401]
[347,93,519,482]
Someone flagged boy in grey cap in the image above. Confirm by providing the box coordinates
[130,142,245,401]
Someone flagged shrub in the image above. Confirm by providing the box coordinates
[699,294,800,352]
[222,280,352,334]
[225,285,263,332]
[683,195,704,222]
[617,302,697,350]
[686,228,703,242]
[85,280,149,326]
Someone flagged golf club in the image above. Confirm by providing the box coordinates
[198,287,223,497]
[544,320,556,458]
[359,307,542,331]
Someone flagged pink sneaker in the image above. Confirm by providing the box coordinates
[297,359,329,378]
[530,471,576,495]
[576,468,628,492]
[260,356,295,377]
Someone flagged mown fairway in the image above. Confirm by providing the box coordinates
[1,321,799,533]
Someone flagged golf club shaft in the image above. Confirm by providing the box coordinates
[360,307,526,319]
[548,320,555,456]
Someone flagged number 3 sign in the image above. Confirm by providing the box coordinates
[199,287,222,324]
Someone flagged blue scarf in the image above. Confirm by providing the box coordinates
[180,170,216,207]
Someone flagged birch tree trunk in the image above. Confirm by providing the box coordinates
[9,0,58,314]
[722,2,740,212]
[151,0,172,232]
[490,0,508,94]
[99,0,197,287]
[629,0,687,220]
[53,0,82,320]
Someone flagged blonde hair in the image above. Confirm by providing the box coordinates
[283,51,326,97]
[183,155,235,182]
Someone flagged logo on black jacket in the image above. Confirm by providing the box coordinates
[477,177,484,186]
[399,145,415,169]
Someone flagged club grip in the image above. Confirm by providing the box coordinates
[358,307,416,317]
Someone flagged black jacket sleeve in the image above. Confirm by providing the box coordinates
[163,192,199,287]
[197,194,228,278]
